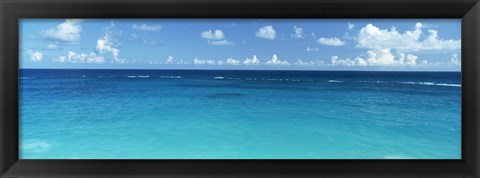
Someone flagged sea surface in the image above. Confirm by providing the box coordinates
[19,69,461,159]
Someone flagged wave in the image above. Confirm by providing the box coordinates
[359,80,387,83]
[19,77,37,80]
[21,140,50,153]
[98,76,116,78]
[436,83,461,87]
[159,76,182,79]
[328,80,342,83]
[126,75,149,78]
[401,82,461,87]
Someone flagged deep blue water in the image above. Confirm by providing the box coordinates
[19,69,461,159]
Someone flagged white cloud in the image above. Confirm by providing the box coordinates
[306,47,320,52]
[265,54,289,66]
[348,23,355,30]
[193,58,216,65]
[291,26,304,39]
[46,44,58,50]
[357,23,460,51]
[96,34,122,63]
[226,58,241,65]
[243,55,261,65]
[42,19,82,42]
[165,56,174,64]
[256,26,276,40]
[132,24,162,32]
[318,37,346,46]
[55,51,104,63]
[330,56,368,66]
[208,40,235,46]
[26,50,43,62]
[193,58,205,65]
[201,29,225,40]
[450,53,461,66]
[295,59,323,66]
[359,49,418,66]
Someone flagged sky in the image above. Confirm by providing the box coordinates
[20,19,461,71]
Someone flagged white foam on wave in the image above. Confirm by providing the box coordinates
[159,76,182,79]
[401,81,461,87]
[437,83,461,87]
[126,76,137,78]
[19,77,37,80]
[359,80,387,83]
[21,140,51,153]
[214,76,224,80]
[328,80,342,83]
[137,75,150,78]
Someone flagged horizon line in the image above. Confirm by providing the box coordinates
[19,68,461,72]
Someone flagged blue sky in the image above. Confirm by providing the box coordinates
[20,19,461,71]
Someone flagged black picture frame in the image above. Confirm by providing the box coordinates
[1,0,479,177]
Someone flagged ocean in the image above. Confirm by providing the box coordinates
[19,69,461,159]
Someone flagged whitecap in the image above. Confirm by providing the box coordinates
[126,76,137,78]
[436,83,461,87]
[401,81,461,87]
[19,77,36,80]
[328,80,342,83]
[137,75,150,78]
[159,76,182,79]
[214,77,224,80]
[359,81,386,83]
[21,140,51,153]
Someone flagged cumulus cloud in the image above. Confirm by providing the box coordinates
[306,47,320,52]
[165,56,174,64]
[193,58,216,65]
[357,49,418,66]
[201,29,225,40]
[26,50,43,62]
[42,19,82,42]
[450,53,461,66]
[208,40,235,46]
[357,23,460,51]
[291,26,304,39]
[96,34,122,63]
[256,26,276,40]
[295,59,324,66]
[46,44,59,50]
[265,54,289,66]
[225,58,241,65]
[55,51,104,63]
[330,56,368,66]
[132,24,162,32]
[317,37,346,46]
[348,23,355,30]
[243,55,261,65]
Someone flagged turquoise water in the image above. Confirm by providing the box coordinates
[19,69,461,159]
